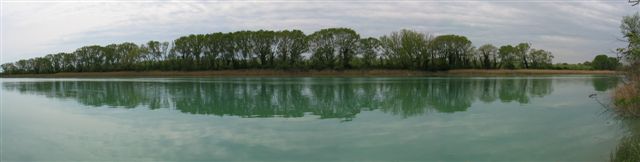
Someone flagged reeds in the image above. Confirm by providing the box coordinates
[611,134,640,162]
[610,75,640,161]
[613,77,640,118]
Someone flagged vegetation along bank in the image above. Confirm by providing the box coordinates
[2,28,618,75]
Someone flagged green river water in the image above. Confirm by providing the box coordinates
[0,76,637,161]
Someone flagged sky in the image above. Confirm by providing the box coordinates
[1,0,639,64]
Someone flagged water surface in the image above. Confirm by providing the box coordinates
[0,76,633,161]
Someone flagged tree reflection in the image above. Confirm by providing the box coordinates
[592,77,620,92]
[2,77,555,119]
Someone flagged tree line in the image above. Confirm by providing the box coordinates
[585,54,621,70]
[0,28,555,74]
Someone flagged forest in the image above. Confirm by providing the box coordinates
[0,28,557,74]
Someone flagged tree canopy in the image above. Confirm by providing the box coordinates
[618,12,640,76]
[591,54,620,70]
[1,28,556,74]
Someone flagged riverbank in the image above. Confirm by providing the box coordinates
[613,82,640,117]
[0,69,619,78]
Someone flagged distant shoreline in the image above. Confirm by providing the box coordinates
[0,69,619,78]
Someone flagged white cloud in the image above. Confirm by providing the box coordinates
[1,0,638,64]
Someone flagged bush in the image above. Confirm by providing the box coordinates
[551,63,593,70]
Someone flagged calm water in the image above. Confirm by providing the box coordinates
[0,76,636,161]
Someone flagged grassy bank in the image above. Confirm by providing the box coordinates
[610,118,640,162]
[0,69,618,78]
[611,133,640,162]
[610,77,640,161]
[613,79,640,118]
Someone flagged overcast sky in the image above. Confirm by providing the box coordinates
[1,0,639,64]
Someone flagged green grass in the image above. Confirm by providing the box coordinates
[611,134,640,162]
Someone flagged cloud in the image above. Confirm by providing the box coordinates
[1,0,638,64]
